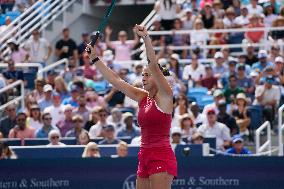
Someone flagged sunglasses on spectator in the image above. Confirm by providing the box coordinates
[44,117,52,120]
[7,108,16,112]
[207,112,216,115]
[17,118,26,121]
[90,148,99,152]
[99,113,107,117]
[51,136,59,139]
[87,98,96,102]
[74,119,83,123]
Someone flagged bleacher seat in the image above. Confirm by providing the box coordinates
[1,139,21,146]
[5,11,20,21]
[198,95,214,109]
[247,105,263,130]
[11,145,140,159]
[0,14,6,25]
[187,87,208,104]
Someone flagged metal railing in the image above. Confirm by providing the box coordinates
[37,58,68,78]
[133,26,284,57]
[0,63,43,70]
[0,0,78,57]
[278,104,284,156]
[0,80,25,112]
[256,121,272,156]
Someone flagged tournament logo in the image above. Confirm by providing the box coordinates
[122,174,136,189]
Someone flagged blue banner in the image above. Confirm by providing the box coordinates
[0,157,284,189]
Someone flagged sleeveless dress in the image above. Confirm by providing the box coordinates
[136,96,177,178]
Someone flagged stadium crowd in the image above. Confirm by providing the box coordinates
[1,0,284,159]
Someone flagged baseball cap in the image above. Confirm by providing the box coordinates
[232,134,243,143]
[214,51,224,59]
[30,104,40,110]
[123,112,133,121]
[213,89,223,97]
[103,124,115,131]
[43,84,53,92]
[217,99,226,107]
[263,2,272,8]
[207,108,216,115]
[275,56,284,63]
[7,38,17,45]
[258,50,268,59]
[236,93,247,101]
[170,53,180,61]
[70,85,79,92]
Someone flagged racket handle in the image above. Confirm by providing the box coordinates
[86,31,100,53]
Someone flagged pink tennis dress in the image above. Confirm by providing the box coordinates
[137,96,177,178]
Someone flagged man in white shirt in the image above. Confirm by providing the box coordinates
[202,89,224,116]
[253,76,280,128]
[235,6,250,27]
[44,92,65,126]
[89,107,111,139]
[198,108,231,151]
[25,29,52,64]
[182,54,205,82]
[246,0,263,16]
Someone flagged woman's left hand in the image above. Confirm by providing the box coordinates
[134,24,148,38]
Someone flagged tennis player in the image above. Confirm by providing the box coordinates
[86,24,177,189]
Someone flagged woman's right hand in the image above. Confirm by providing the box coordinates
[85,44,97,61]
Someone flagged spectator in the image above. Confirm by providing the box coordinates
[198,108,231,150]
[26,104,43,131]
[190,19,210,46]
[171,127,186,145]
[217,100,239,136]
[0,1,14,14]
[38,84,53,111]
[104,87,125,108]
[78,32,91,66]
[44,92,65,127]
[8,112,35,145]
[244,43,258,66]
[24,29,52,65]
[128,62,143,84]
[201,0,215,29]
[60,57,81,84]
[7,39,29,63]
[201,64,218,90]
[221,59,237,88]
[66,115,87,138]
[0,104,17,138]
[202,89,224,115]
[117,112,140,139]
[73,95,90,124]
[31,78,45,101]
[56,105,74,137]
[200,0,213,9]
[23,95,37,116]
[212,0,225,19]
[102,50,121,73]
[174,94,191,117]
[182,54,206,84]
[62,84,80,107]
[36,113,58,138]
[252,50,274,72]
[55,28,78,60]
[47,130,66,146]
[268,45,281,63]
[223,7,239,29]
[54,76,69,101]
[237,54,252,76]
[226,135,251,154]
[269,16,284,42]
[80,52,97,80]
[154,0,181,30]
[98,124,121,145]
[232,0,241,16]
[244,14,264,43]
[235,6,250,27]
[274,56,284,86]
[0,142,17,159]
[263,2,277,27]
[85,91,106,109]
[191,132,204,144]
[46,70,58,88]
[168,53,181,79]
[107,108,123,131]
[82,142,101,158]
[105,26,139,63]
[89,107,110,138]
[182,8,196,30]
[190,102,205,127]
[3,59,25,85]
[171,19,189,57]
[253,76,280,128]
[180,113,197,141]
[0,16,12,38]
[232,93,251,135]
[77,130,90,145]
[246,0,263,16]
[115,141,128,158]
[210,19,227,48]
[236,64,254,97]
[223,75,244,104]
[212,51,228,78]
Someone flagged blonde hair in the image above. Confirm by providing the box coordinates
[82,142,100,158]
[117,141,128,149]
[54,76,68,93]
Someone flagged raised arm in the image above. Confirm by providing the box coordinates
[134,25,173,97]
[86,44,147,102]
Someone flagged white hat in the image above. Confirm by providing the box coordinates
[170,53,180,60]
[158,58,168,66]
[214,51,224,59]
[171,127,182,135]
[250,70,259,77]
[103,50,114,61]
[123,112,134,122]
[258,50,268,59]
[43,84,53,92]
[275,56,284,63]
[7,38,17,45]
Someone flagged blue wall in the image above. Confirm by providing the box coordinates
[0,157,284,189]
